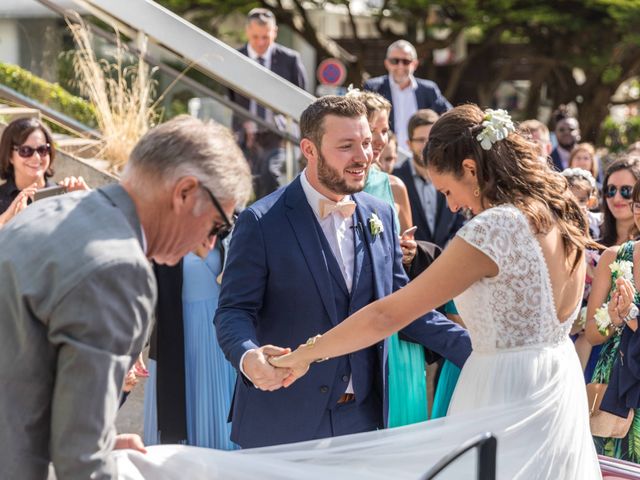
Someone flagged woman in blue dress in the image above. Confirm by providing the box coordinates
[144,241,237,450]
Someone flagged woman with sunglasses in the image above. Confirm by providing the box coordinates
[0,117,89,227]
[584,167,640,463]
[599,157,640,247]
[579,158,640,384]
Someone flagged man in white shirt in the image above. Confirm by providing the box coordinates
[364,40,451,156]
[215,95,471,448]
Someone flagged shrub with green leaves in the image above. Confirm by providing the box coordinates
[0,63,97,129]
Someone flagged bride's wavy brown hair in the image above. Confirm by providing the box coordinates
[424,104,598,271]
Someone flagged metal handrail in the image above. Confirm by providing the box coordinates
[34,0,298,145]
[0,83,100,139]
[66,0,315,121]
[420,432,497,480]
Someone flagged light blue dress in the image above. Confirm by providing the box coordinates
[364,166,428,427]
[143,248,237,450]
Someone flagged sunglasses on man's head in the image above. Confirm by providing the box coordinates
[13,144,50,158]
[200,184,235,238]
[387,58,413,66]
[605,184,634,200]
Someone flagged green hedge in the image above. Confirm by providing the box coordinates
[0,63,97,129]
[600,115,640,153]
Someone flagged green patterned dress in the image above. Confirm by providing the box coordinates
[591,240,640,461]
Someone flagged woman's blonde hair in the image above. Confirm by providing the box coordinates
[569,143,598,179]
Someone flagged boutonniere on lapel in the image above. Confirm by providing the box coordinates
[368,212,384,238]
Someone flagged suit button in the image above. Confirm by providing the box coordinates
[320,386,329,393]
[342,375,349,382]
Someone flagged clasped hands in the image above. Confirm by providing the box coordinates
[608,277,637,329]
[242,343,315,391]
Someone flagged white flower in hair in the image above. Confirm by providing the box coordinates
[561,168,597,190]
[476,109,516,150]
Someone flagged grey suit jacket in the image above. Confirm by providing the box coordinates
[0,184,156,479]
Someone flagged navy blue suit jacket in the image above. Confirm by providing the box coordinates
[215,176,471,448]
[363,75,451,134]
[229,43,307,113]
[550,148,564,172]
[393,160,465,248]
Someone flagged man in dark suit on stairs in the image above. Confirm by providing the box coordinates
[230,8,308,198]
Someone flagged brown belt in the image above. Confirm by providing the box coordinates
[337,393,355,404]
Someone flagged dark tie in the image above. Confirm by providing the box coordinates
[256,57,266,119]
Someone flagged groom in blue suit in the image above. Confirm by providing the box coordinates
[215,95,471,449]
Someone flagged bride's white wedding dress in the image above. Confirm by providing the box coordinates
[115,205,601,479]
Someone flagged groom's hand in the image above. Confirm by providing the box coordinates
[242,345,292,391]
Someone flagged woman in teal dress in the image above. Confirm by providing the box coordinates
[346,88,458,426]
[431,300,462,419]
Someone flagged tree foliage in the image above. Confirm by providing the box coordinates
[157,0,640,142]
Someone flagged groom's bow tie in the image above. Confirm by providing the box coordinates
[319,198,356,219]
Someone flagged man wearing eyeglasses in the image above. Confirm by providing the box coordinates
[0,115,251,479]
[364,40,451,155]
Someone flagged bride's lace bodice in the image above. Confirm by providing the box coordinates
[454,204,576,353]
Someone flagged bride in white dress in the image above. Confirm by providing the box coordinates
[115,105,602,479]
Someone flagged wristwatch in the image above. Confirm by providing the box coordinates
[623,303,639,323]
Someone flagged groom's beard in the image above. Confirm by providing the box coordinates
[317,151,368,195]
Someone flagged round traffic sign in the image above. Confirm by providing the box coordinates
[316,58,347,86]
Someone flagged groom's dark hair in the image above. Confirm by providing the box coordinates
[300,95,367,148]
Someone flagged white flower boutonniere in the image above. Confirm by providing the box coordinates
[368,212,384,238]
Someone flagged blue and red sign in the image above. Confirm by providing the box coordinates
[316,58,347,86]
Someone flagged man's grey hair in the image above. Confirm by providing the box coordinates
[386,40,417,60]
[122,115,252,208]
[246,8,277,28]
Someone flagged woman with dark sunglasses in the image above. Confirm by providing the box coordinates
[575,157,640,384]
[584,174,640,463]
[599,156,640,247]
[0,117,89,227]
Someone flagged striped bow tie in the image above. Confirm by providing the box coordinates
[319,199,356,219]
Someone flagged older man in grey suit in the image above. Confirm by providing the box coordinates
[0,115,252,479]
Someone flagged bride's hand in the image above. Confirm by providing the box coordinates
[268,350,311,388]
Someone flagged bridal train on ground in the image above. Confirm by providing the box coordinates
[115,205,601,479]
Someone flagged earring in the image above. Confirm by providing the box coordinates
[473,187,480,197]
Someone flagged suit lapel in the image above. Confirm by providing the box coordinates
[270,46,281,75]
[381,77,394,131]
[285,178,339,324]
[350,210,365,295]
[353,194,384,301]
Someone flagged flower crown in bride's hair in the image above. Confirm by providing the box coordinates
[475,109,516,150]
